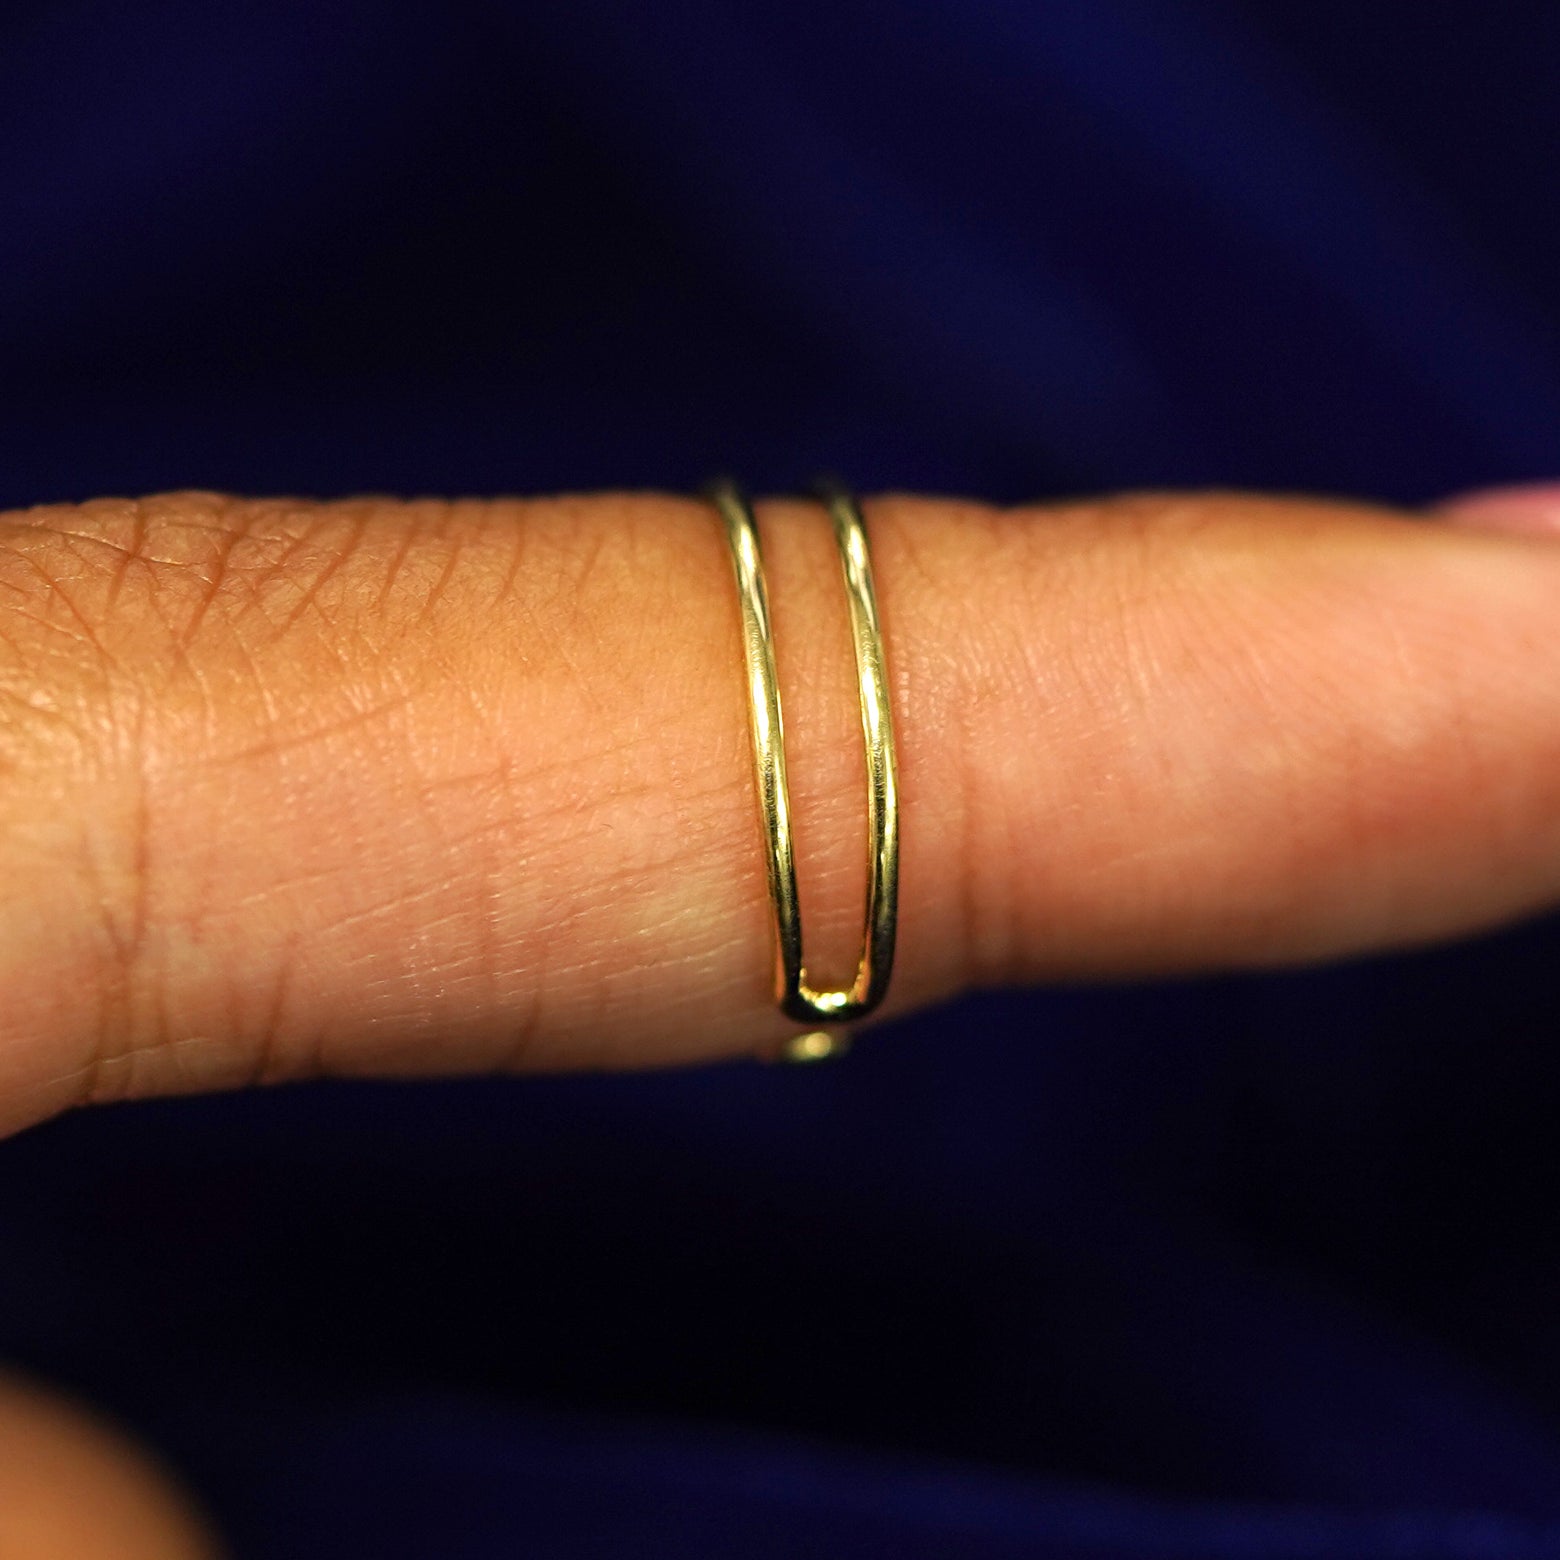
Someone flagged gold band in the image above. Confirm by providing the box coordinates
[710,480,900,1039]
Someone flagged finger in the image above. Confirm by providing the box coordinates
[0,1372,218,1559]
[4,489,1560,1132]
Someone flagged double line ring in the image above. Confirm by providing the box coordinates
[708,481,900,1059]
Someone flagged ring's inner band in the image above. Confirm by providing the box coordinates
[710,482,900,1027]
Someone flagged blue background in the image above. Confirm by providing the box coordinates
[4,1,1560,1553]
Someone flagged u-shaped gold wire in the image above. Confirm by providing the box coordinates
[709,480,899,1031]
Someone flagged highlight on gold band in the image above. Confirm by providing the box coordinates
[708,479,900,1030]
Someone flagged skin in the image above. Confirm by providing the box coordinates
[0,1374,216,1559]
[2,483,1559,1550]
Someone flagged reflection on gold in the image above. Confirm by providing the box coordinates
[778,1030,852,1064]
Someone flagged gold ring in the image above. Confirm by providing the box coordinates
[709,480,900,1057]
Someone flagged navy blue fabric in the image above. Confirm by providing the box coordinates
[4,2,1560,1554]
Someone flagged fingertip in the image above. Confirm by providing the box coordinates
[1436,482,1560,537]
[0,1373,220,1559]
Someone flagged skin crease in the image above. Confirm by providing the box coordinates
[4,486,1560,1550]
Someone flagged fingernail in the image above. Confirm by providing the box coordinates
[1437,483,1560,536]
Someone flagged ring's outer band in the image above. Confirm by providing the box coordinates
[709,480,900,1026]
